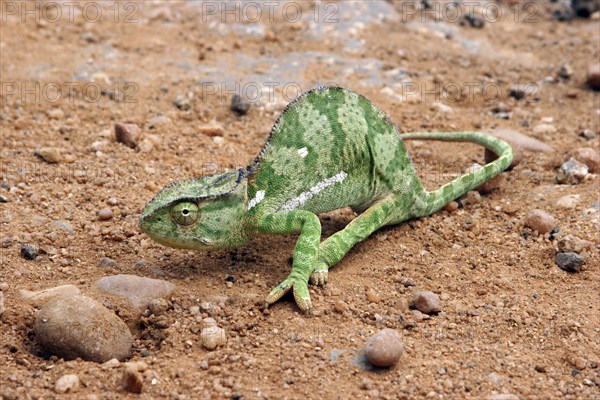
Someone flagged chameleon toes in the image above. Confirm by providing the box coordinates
[309,269,329,286]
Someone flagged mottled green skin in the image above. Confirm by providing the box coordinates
[139,87,513,313]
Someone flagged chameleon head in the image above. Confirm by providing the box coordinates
[139,169,251,250]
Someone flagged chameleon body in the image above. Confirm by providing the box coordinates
[139,87,513,313]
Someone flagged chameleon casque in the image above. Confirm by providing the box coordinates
[139,87,513,313]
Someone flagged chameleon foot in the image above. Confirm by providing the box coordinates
[264,274,312,314]
[309,263,329,286]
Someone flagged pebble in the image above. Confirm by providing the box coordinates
[97,257,116,268]
[334,300,348,313]
[200,318,227,350]
[97,208,114,221]
[586,63,600,90]
[444,201,459,212]
[0,195,7,203]
[533,123,557,137]
[114,123,141,148]
[579,129,597,140]
[411,291,441,314]
[101,358,120,369]
[556,158,588,184]
[0,291,4,317]
[476,174,504,194]
[557,235,592,253]
[147,115,171,128]
[556,194,580,209]
[198,122,225,137]
[20,243,38,260]
[95,274,175,308]
[364,329,403,367]
[525,209,556,234]
[47,108,65,120]
[568,355,587,370]
[366,289,381,304]
[231,94,251,115]
[487,395,519,400]
[55,374,80,394]
[122,365,143,394]
[173,95,191,111]
[20,284,80,306]
[555,252,585,272]
[35,147,62,163]
[573,147,599,173]
[557,64,573,80]
[149,298,169,316]
[431,102,453,113]
[34,295,132,362]
[459,190,481,207]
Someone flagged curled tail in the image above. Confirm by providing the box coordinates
[401,131,513,216]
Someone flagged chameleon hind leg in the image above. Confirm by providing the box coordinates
[257,211,321,313]
[310,196,401,286]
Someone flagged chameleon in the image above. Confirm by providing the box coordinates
[139,86,513,314]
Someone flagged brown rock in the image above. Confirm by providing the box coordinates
[35,147,62,163]
[122,366,143,394]
[411,291,441,314]
[444,201,459,212]
[97,208,113,220]
[334,300,348,313]
[55,374,79,394]
[96,274,175,309]
[586,63,600,90]
[366,289,381,304]
[364,329,403,367]
[484,129,552,169]
[557,235,593,253]
[573,147,599,173]
[115,123,141,148]
[556,158,588,184]
[198,121,225,137]
[476,173,504,194]
[34,295,133,362]
[525,209,556,234]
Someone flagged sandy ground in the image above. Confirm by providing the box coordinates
[1,0,599,399]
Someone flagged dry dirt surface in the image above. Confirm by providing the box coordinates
[1,1,599,399]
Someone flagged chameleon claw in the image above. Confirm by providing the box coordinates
[264,274,313,313]
[309,269,329,286]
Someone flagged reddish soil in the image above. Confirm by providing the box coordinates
[1,1,599,399]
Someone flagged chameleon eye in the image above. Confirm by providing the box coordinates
[170,202,199,226]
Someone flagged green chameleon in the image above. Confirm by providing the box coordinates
[139,87,512,313]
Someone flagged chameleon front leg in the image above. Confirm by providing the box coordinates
[257,211,321,313]
[310,196,401,286]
